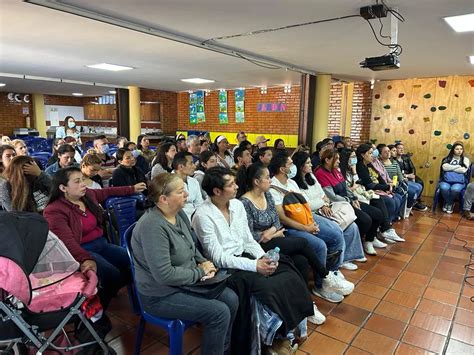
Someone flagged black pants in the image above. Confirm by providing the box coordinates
[354,203,381,242]
[415,176,425,201]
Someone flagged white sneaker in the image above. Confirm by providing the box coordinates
[312,287,344,303]
[323,271,354,296]
[354,257,368,262]
[341,262,358,271]
[364,241,377,255]
[383,229,405,242]
[307,303,326,325]
[373,238,388,248]
[404,207,412,219]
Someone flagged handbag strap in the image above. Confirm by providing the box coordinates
[270,184,290,195]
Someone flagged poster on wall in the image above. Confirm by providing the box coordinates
[218,90,228,124]
[196,90,206,123]
[235,89,245,123]
[189,92,197,124]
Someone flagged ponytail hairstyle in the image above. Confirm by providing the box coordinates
[236,162,267,198]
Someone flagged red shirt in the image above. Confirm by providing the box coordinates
[80,208,103,244]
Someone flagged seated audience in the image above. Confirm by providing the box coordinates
[239,139,253,155]
[81,153,103,189]
[231,146,252,173]
[200,137,210,153]
[194,151,217,199]
[116,136,128,149]
[292,151,365,269]
[186,135,201,163]
[111,148,147,188]
[55,116,81,144]
[213,135,234,168]
[44,166,146,308]
[1,136,12,145]
[439,142,471,213]
[255,135,270,149]
[124,141,150,175]
[45,144,79,176]
[47,138,66,167]
[274,138,285,151]
[255,147,273,167]
[131,173,238,355]
[238,163,351,311]
[356,144,405,227]
[137,134,155,164]
[172,152,203,220]
[64,136,83,163]
[395,143,428,211]
[192,166,314,354]
[0,144,16,174]
[11,139,28,156]
[268,152,350,302]
[342,137,352,149]
[151,142,177,178]
[0,156,50,212]
[335,141,345,150]
[291,144,311,157]
[338,148,394,254]
[463,182,474,220]
[311,138,333,167]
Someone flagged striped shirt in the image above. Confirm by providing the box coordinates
[382,159,404,182]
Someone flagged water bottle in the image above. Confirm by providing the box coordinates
[264,247,280,264]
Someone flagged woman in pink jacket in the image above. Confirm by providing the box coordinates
[44,166,146,308]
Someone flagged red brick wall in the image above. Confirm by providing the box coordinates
[327,82,373,146]
[177,86,301,135]
[0,93,33,136]
[351,82,373,145]
[328,83,343,137]
[140,88,178,133]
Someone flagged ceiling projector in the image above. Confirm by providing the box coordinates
[360,54,400,71]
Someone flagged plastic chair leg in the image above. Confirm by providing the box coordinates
[169,321,185,355]
[134,317,146,355]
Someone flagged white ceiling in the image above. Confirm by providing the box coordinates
[0,0,473,95]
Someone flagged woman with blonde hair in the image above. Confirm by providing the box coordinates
[0,155,50,212]
[81,152,104,189]
[11,139,28,156]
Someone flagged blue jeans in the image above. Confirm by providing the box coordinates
[394,192,407,218]
[439,182,465,205]
[407,181,422,207]
[341,222,364,262]
[82,237,131,308]
[140,288,238,355]
[381,195,401,223]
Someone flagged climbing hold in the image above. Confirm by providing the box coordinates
[413,84,421,88]
[423,117,430,122]
[424,93,432,99]
[433,156,437,160]
[466,107,472,112]
[421,141,427,145]
[398,93,405,98]
[446,144,453,149]
[434,130,442,136]
[430,107,437,112]
[464,133,470,140]
[387,85,392,89]
[384,105,391,109]
[374,116,381,121]
[374,94,380,99]
[408,129,415,134]
[429,180,434,184]
[438,80,447,88]
[454,94,459,98]
[469,79,474,87]
[384,128,390,133]
[411,104,418,110]
[397,117,403,121]
[438,106,447,110]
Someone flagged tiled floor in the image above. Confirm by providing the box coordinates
[107,211,474,354]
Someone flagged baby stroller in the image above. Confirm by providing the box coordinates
[0,212,111,354]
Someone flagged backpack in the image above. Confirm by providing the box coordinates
[270,185,314,225]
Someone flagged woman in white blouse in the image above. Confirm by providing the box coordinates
[192,166,314,354]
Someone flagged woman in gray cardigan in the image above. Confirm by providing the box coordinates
[131,173,238,355]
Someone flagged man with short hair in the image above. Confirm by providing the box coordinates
[232,131,248,154]
[231,147,252,173]
[256,147,273,167]
[254,135,269,149]
[394,143,428,211]
[93,135,116,186]
[172,151,204,220]
[311,138,334,167]
[186,135,201,163]
[176,133,187,152]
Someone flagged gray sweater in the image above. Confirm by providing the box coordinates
[131,207,207,297]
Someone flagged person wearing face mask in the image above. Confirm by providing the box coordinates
[125,141,150,175]
[438,142,470,214]
[269,151,347,296]
[93,135,116,187]
[112,148,147,191]
[56,116,82,145]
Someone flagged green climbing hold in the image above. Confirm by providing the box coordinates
[434,130,442,136]
[430,107,437,112]
[424,93,431,99]
[397,117,403,121]
[384,105,391,109]
[464,133,470,140]
[446,144,452,149]
[438,106,447,110]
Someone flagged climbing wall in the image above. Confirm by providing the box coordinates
[370,75,474,197]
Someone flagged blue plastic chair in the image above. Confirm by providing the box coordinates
[105,197,137,246]
[432,165,472,212]
[30,152,52,170]
[123,223,196,355]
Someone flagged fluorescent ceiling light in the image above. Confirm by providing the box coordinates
[72,93,83,96]
[444,13,474,32]
[0,83,6,87]
[180,78,215,84]
[108,90,116,94]
[470,56,474,64]
[86,63,134,71]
